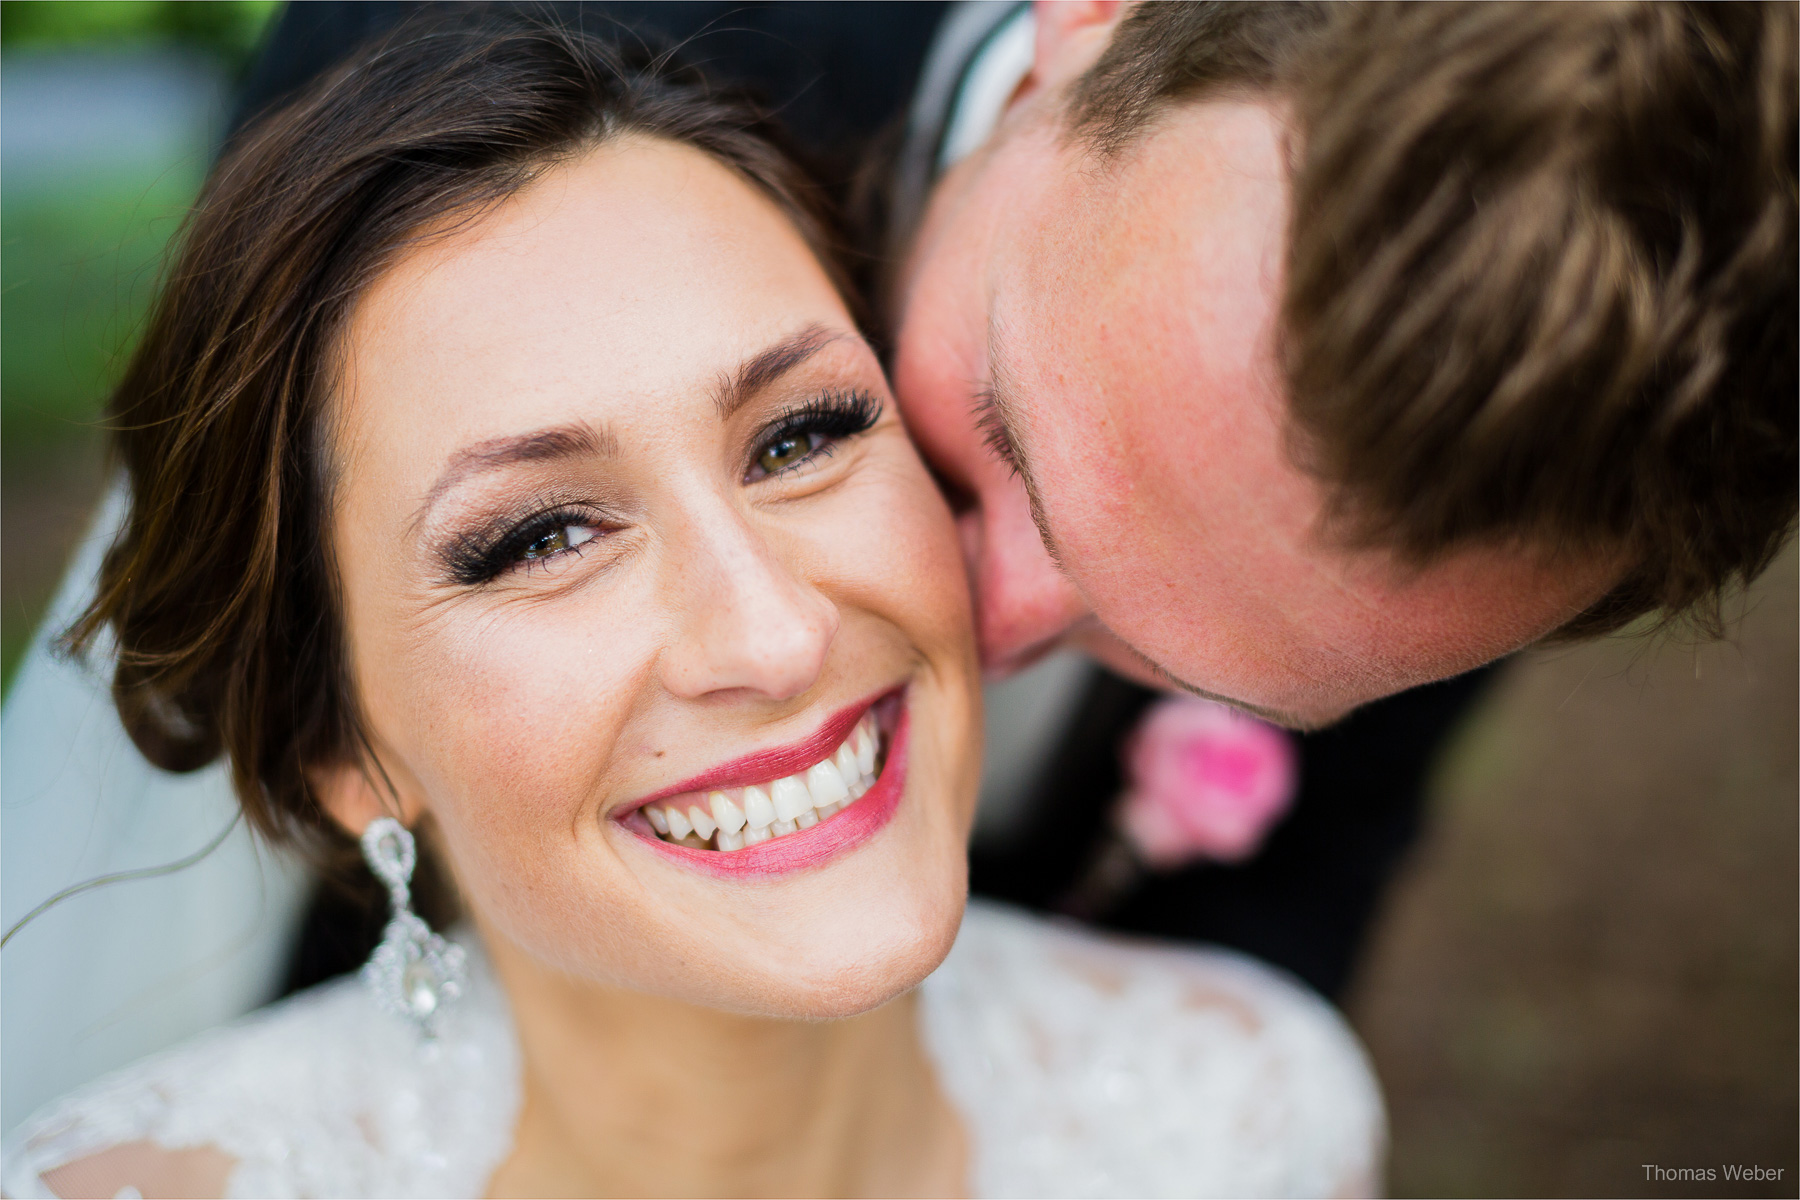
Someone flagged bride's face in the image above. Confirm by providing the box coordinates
[322,137,982,1018]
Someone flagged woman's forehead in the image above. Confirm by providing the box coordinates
[332,138,853,472]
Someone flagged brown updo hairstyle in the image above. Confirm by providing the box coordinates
[65,9,853,866]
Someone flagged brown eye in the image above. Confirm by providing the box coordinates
[757,433,815,476]
[518,523,600,563]
[521,528,570,560]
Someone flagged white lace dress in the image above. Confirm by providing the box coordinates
[3,901,1384,1198]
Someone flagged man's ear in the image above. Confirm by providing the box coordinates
[308,756,416,838]
[1029,0,1128,94]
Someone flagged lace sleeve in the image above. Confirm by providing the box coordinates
[3,952,519,1199]
[3,1050,243,1200]
[920,901,1386,1198]
[13,1139,236,1200]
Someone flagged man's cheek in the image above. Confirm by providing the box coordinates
[955,509,985,583]
[898,396,982,496]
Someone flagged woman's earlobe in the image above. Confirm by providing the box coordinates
[307,757,409,837]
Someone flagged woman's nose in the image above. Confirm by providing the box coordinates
[658,509,839,702]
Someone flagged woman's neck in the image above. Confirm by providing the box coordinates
[480,930,966,1198]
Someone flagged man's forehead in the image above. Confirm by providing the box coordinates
[1000,97,1294,445]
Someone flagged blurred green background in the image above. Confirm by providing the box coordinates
[1,0,278,690]
[1,0,275,58]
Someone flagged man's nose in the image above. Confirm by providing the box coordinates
[960,481,1089,675]
[659,507,839,701]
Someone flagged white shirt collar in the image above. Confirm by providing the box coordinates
[937,6,1037,172]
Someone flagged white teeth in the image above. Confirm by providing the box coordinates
[645,710,887,852]
[854,718,877,777]
[688,805,717,840]
[742,786,776,830]
[805,759,850,808]
[770,777,811,822]
[709,792,746,834]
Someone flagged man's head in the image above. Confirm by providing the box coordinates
[891,1,1796,727]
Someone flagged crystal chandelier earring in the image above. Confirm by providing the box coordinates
[361,817,466,1038]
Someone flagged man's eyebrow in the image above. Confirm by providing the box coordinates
[982,317,1038,484]
[715,323,853,418]
[982,316,1067,568]
[415,422,618,525]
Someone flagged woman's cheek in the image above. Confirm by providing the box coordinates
[396,590,654,845]
[835,448,984,818]
[831,446,975,650]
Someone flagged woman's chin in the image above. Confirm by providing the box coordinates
[478,868,967,1024]
[729,895,967,1021]
[682,836,971,1017]
[737,782,972,1019]
[616,854,971,1021]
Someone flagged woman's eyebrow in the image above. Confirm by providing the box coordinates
[714,324,861,418]
[414,422,619,527]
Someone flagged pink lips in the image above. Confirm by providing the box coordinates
[627,695,878,811]
[620,692,910,878]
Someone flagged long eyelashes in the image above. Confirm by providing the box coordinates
[442,505,608,586]
[750,389,883,478]
[971,389,1021,478]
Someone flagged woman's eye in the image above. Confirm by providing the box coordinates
[443,511,614,587]
[746,390,883,482]
[757,433,818,476]
[519,523,600,563]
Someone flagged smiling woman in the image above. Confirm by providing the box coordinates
[3,11,1381,1198]
[306,126,981,1029]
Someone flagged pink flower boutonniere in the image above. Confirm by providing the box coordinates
[1117,694,1299,868]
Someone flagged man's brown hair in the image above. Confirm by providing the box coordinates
[1073,1,1797,637]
